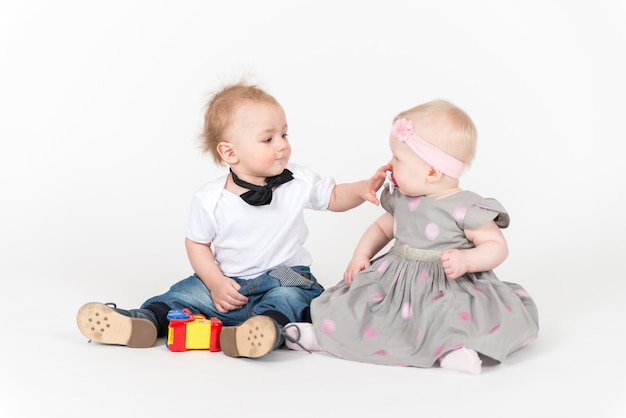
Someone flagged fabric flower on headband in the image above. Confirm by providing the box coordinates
[391,118,416,143]
[390,118,465,179]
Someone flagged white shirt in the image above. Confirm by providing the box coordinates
[185,163,335,279]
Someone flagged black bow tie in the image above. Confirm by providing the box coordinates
[230,168,294,206]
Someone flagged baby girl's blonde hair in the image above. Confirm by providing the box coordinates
[395,99,477,167]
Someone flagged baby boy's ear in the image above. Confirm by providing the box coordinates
[217,142,238,164]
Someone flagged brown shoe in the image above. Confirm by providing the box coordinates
[220,315,280,358]
[77,302,157,348]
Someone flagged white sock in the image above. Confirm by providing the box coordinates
[283,322,325,352]
[439,347,482,375]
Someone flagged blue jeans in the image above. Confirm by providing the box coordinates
[141,265,324,327]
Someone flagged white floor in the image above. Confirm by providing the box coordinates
[3,263,625,418]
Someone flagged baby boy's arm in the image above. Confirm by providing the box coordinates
[327,164,390,212]
[185,238,249,312]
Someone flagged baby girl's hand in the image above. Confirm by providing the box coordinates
[343,256,371,286]
[440,248,470,280]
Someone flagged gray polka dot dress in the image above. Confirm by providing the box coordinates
[311,187,539,367]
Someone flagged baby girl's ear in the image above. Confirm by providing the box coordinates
[426,166,443,183]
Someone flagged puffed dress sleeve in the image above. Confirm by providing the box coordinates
[463,197,510,230]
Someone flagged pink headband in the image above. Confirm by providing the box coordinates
[391,118,465,179]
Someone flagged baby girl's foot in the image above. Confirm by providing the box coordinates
[282,322,324,352]
[439,347,482,375]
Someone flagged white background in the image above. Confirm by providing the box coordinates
[1,1,625,417]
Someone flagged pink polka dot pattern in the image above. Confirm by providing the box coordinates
[472,286,486,295]
[459,311,472,322]
[408,197,421,211]
[306,192,539,368]
[425,222,440,240]
[401,302,413,319]
[433,292,444,301]
[489,324,501,334]
[453,206,468,221]
[369,293,385,302]
[320,319,336,334]
[362,326,378,340]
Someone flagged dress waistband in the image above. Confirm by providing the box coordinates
[392,242,441,261]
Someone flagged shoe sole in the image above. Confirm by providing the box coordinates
[76,302,157,348]
[220,315,277,358]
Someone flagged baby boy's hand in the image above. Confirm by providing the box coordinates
[365,163,392,205]
[211,277,248,313]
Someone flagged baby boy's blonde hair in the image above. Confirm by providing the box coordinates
[201,81,281,165]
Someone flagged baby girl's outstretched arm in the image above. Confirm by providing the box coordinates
[440,220,508,280]
[343,212,395,285]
